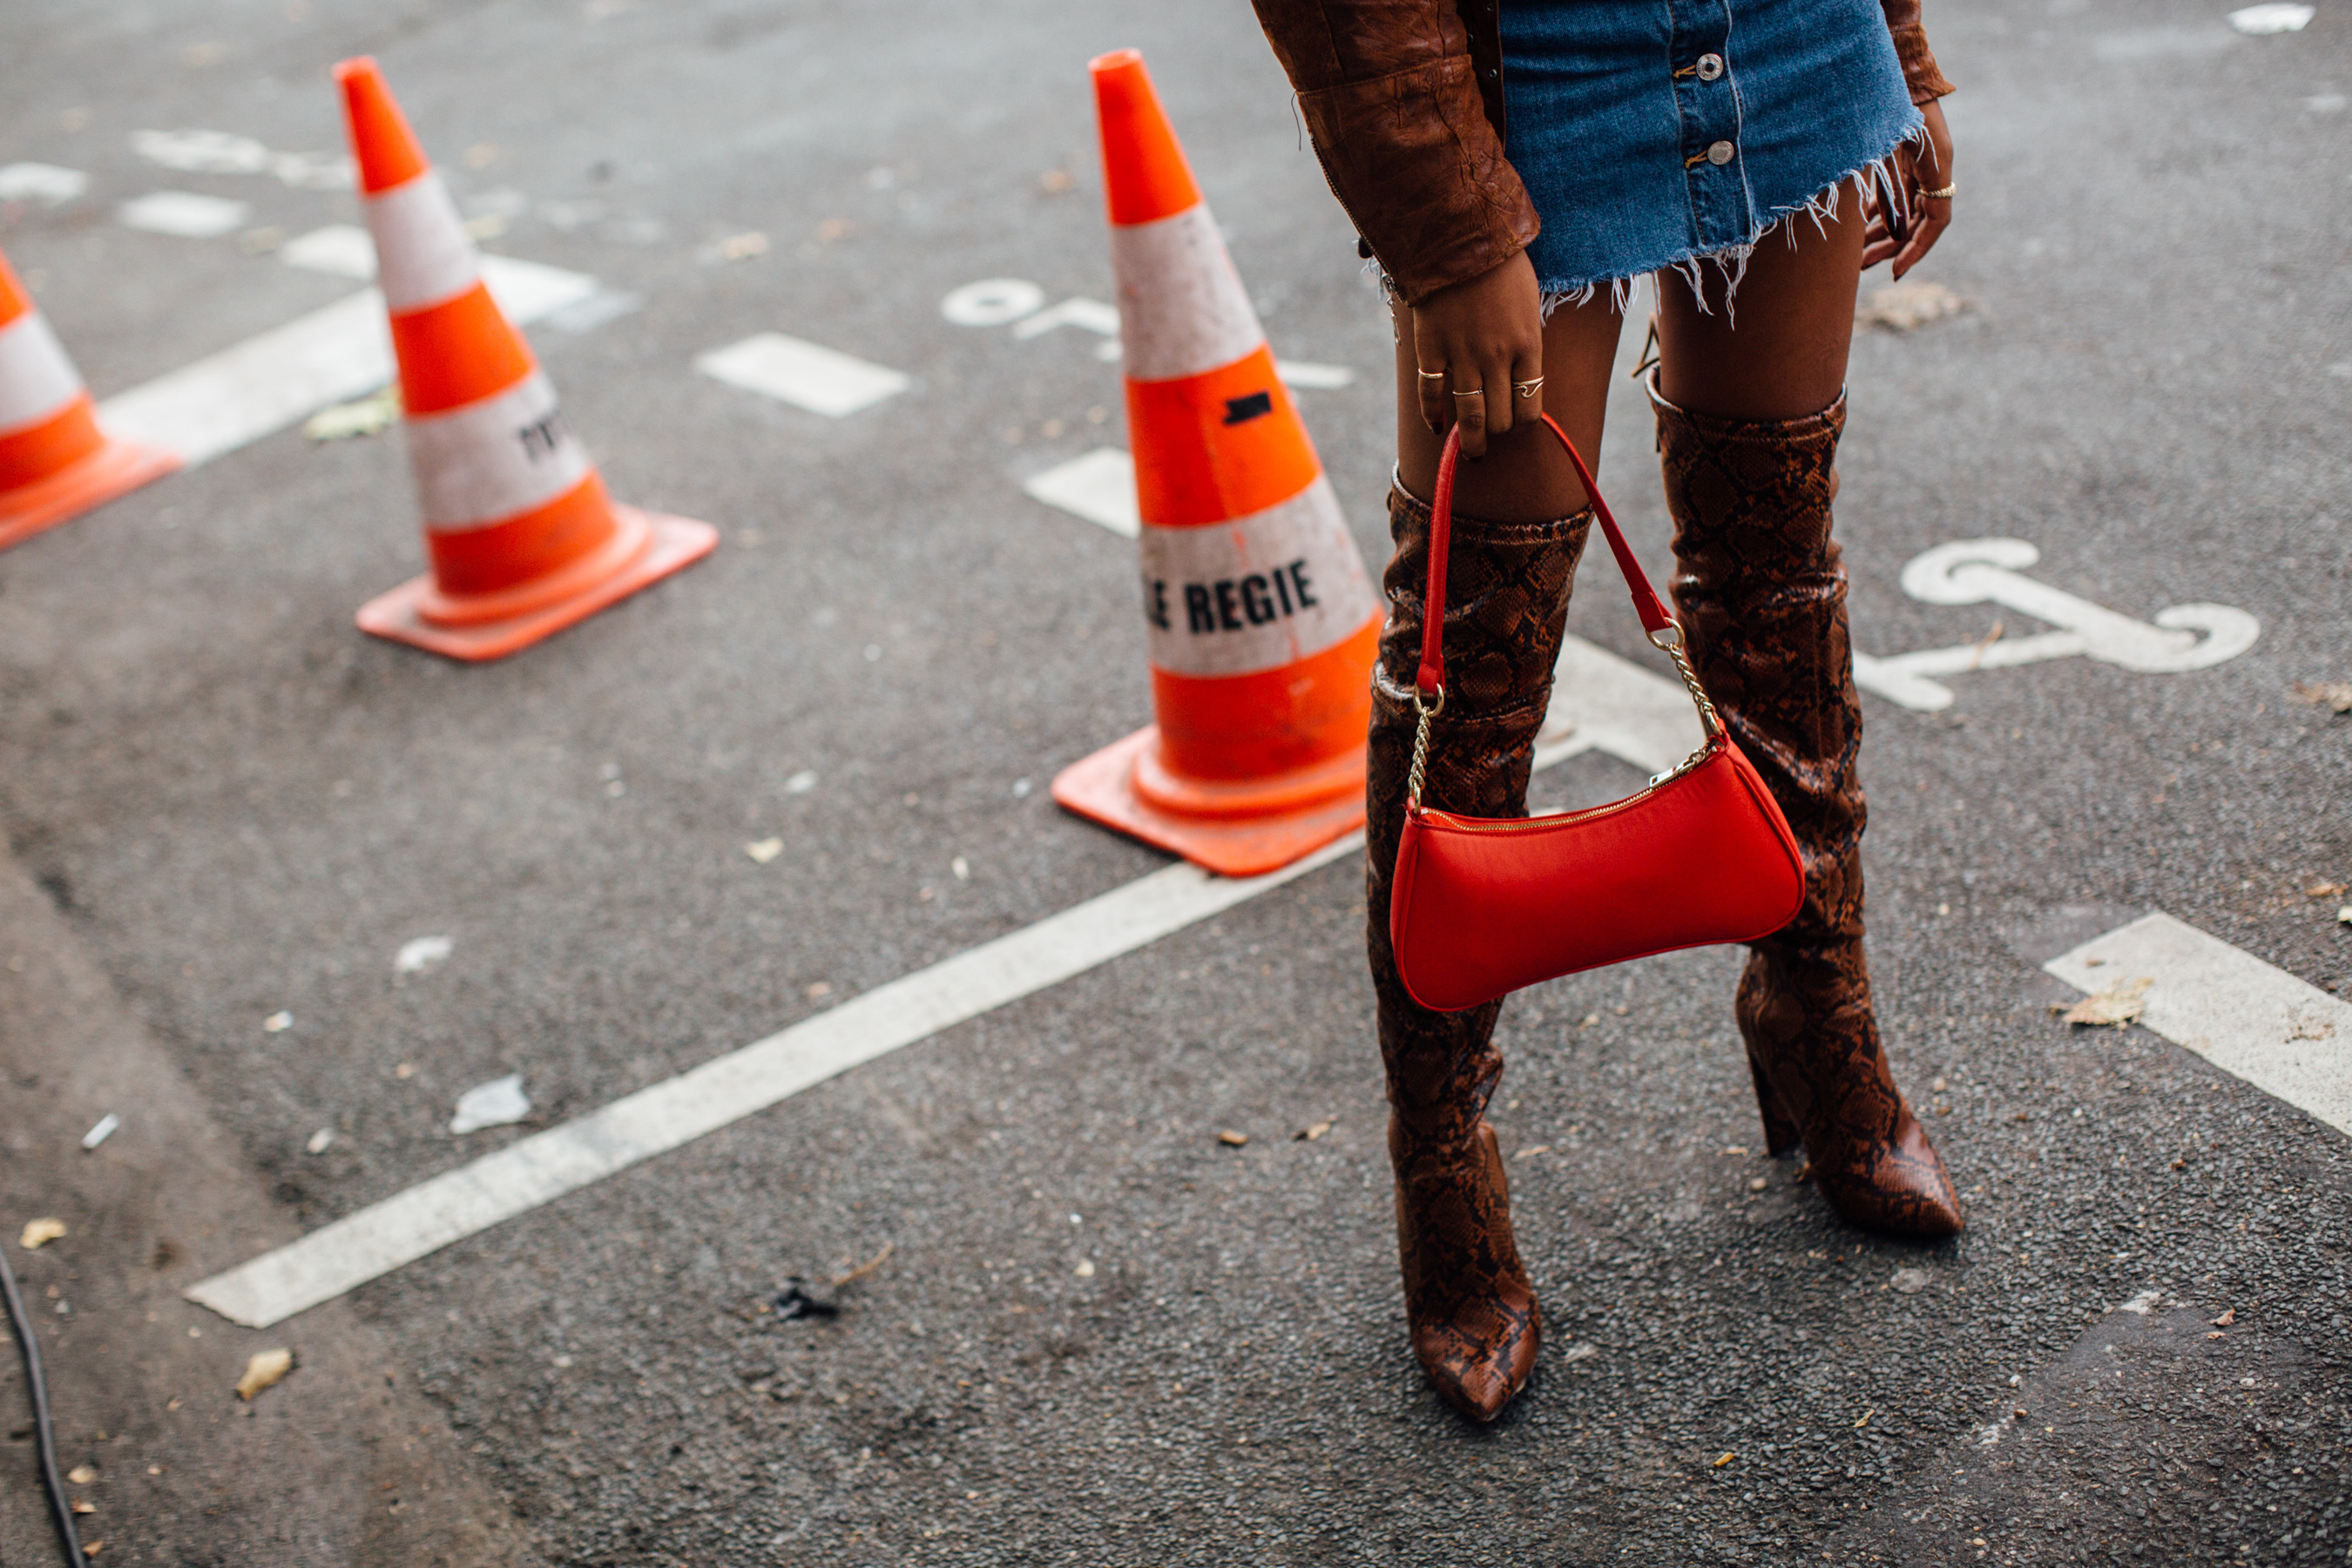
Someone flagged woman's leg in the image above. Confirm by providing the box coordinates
[1652,198,1962,1239]
[1364,291,1624,1422]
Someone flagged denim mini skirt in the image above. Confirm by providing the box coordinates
[1500,0,1921,303]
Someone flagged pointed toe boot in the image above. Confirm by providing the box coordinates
[1652,378,1963,1241]
[1393,1117,1540,1422]
[1366,481,1592,1421]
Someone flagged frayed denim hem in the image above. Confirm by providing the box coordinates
[1532,116,1927,324]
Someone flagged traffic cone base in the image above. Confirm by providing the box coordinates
[1,247,179,548]
[356,503,716,661]
[1051,725,1368,879]
[0,412,178,551]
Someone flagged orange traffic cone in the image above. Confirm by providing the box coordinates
[1051,51,1382,877]
[337,57,715,660]
[0,245,178,551]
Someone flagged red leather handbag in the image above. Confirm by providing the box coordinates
[1389,415,1807,1014]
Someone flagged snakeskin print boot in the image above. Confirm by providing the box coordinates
[1367,481,1592,1421]
[1650,377,1962,1240]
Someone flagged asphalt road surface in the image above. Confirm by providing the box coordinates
[2,0,2348,1564]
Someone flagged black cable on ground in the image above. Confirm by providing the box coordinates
[0,1241,84,1565]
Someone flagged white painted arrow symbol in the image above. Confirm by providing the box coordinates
[1852,539,2260,712]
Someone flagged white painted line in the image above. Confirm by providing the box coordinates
[1546,634,1707,776]
[1275,360,1356,390]
[0,163,89,205]
[98,256,597,470]
[132,128,273,175]
[1010,297,1120,341]
[1023,447,1139,537]
[2047,912,2352,1138]
[693,333,909,417]
[2229,3,2313,34]
[279,223,378,280]
[116,190,251,238]
[185,633,1694,1328]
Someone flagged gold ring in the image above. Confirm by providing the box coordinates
[1920,182,1956,200]
[1416,368,1448,381]
[1450,389,1484,398]
[1512,377,1544,399]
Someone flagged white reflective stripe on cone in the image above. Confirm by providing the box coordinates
[1109,204,1264,383]
[364,170,480,314]
[1139,476,1379,677]
[0,310,88,434]
[402,370,591,529]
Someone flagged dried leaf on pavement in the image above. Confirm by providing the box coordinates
[301,384,399,442]
[2291,679,2352,713]
[1856,280,1966,331]
[2212,1308,2236,1326]
[2306,881,2348,899]
[2062,975,2153,1027]
[744,838,784,864]
[1216,1129,1248,1147]
[20,1218,66,1249]
[1889,1267,1930,1294]
[235,1348,294,1401]
[1293,1120,1333,1142]
[831,1241,893,1289]
[66,1464,96,1485]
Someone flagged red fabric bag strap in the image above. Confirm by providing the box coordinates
[1416,416,1675,700]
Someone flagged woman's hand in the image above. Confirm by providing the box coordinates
[1410,249,1544,459]
[1862,98,1954,280]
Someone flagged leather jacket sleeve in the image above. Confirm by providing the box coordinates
[1247,0,1539,306]
[1880,0,1957,103]
[1248,1,1954,306]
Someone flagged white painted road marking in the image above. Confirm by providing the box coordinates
[1023,447,1139,537]
[279,223,380,280]
[2047,911,2352,1138]
[694,333,910,417]
[0,164,89,204]
[116,190,252,238]
[1275,361,1356,390]
[186,634,1695,1327]
[98,256,597,469]
[1855,539,2259,711]
[940,281,1355,385]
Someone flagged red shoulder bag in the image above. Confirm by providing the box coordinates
[1389,416,1807,1014]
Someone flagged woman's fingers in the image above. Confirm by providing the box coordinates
[1892,101,1956,278]
[1406,250,1546,457]
[1410,317,1448,435]
[1890,200,1949,278]
[1450,359,1490,458]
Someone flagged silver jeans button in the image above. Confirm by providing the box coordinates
[1696,52,1725,81]
[1707,139,1735,166]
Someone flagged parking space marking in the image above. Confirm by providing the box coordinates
[116,190,253,238]
[98,257,597,468]
[1855,538,2259,711]
[0,163,89,204]
[2047,912,2352,1137]
[693,333,910,417]
[1022,448,1139,536]
[279,223,380,280]
[186,633,1696,1328]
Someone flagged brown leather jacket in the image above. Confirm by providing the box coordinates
[1250,0,1955,303]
